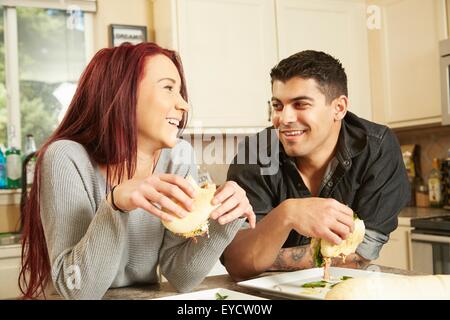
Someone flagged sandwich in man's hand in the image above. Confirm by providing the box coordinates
[162,176,218,239]
[311,214,365,279]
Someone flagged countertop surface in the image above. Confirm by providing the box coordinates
[48,264,425,300]
[398,207,450,226]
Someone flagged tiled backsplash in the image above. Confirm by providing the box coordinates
[393,125,450,178]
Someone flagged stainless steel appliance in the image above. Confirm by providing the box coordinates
[440,39,450,125]
[411,216,450,274]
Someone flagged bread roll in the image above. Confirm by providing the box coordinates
[325,275,450,300]
[162,176,218,237]
[320,217,365,258]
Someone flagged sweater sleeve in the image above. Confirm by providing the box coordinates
[159,218,244,293]
[40,142,129,300]
[157,142,245,292]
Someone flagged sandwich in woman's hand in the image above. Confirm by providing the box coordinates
[162,176,218,239]
[311,214,365,279]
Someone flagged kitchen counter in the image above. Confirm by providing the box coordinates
[47,264,425,300]
[398,207,450,226]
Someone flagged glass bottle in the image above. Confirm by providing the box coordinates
[0,148,7,189]
[428,158,443,208]
[5,146,22,189]
[24,134,37,186]
[197,165,213,188]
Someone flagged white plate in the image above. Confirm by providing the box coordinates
[152,288,268,300]
[237,267,398,300]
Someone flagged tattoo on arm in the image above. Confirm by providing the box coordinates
[268,245,314,271]
[332,253,370,269]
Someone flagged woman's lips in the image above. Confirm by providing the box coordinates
[166,117,180,127]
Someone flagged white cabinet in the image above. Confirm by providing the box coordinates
[374,225,413,270]
[153,0,277,129]
[276,0,372,121]
[153,0,373,129]
[369,0,448,128]
[0,244,22,299]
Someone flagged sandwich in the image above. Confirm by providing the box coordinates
[325,274,450,300]
[311,214,365,279]
[161,176,218,239]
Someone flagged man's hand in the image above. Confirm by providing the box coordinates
[283,197,355,245]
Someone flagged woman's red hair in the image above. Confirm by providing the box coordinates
[19,42,188,299]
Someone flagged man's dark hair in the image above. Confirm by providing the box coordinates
[270,50,348,104]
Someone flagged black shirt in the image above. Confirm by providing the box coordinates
[227,112,410,260]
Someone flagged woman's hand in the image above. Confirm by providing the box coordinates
[108,173,196,221]
[209,181,256,228]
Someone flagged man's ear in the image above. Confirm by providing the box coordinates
[333,95,348,121]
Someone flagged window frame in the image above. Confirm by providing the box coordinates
[2,5,94,149]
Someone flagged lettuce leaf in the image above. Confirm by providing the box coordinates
[313,240,324,267]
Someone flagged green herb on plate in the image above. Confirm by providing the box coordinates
[215,292,229,300]
[301,281,328,288]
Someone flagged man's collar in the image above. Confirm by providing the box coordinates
[336,112,368,161]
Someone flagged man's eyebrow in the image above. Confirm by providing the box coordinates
[271,95,314,102]
[157,77,176,83]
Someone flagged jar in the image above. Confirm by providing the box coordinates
[415,184,430,208]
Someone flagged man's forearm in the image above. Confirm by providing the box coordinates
[223,202,293,281]
[331,253,370,269]
[268,248,370,272]
[268,245,314,271]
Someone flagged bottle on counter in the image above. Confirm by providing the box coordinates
[196,165,213,188]
[415,183,430,208]
[24,134,37,186]
[5,146,21,189]
[0,147,7,189]
[428,158,443,208]
[444,148,450,208]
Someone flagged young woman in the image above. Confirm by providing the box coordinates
[19,42,255,299]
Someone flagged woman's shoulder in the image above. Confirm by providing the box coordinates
[43,139,91,167]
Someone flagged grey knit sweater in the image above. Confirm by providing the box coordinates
[40,139,243,300]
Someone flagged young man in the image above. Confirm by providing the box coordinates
[221,50,410,281]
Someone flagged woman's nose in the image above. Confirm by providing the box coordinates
[176,95,190,112]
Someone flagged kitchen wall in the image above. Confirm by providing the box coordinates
[394,125,450,178]
[93,0,153,51]
[182,133,249,185]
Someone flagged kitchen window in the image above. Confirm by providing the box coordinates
[0,0,95,150]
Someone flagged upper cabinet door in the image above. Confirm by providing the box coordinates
[275,0,372,121]
[370,0,447,128]
[154,0,278,129]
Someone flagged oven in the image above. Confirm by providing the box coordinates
[411,216,450,274]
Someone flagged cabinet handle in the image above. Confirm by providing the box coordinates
[267,100,272,122]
